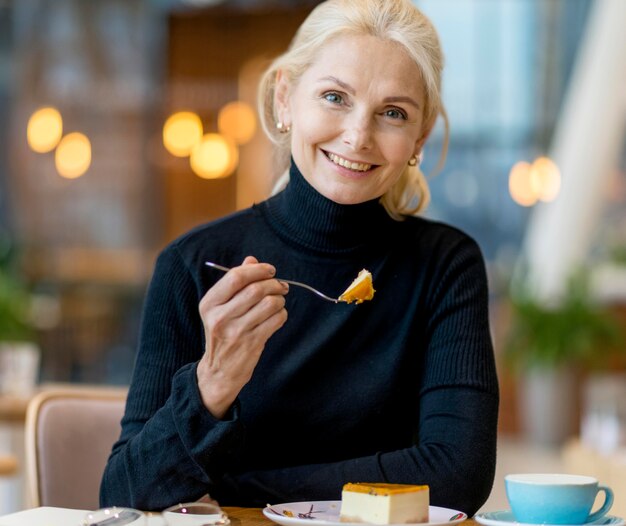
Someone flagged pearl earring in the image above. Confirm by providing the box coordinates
[408,151,424,166]
[276,122,291,134]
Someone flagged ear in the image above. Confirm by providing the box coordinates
[274,69,292,127]
[413,118,435,157]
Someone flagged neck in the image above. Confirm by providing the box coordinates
[260,160,394,254]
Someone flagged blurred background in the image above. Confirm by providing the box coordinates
[0,0,625,515]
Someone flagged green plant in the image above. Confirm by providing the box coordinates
[0,268,35,342]
[609,245,626,266]
[504,271,624,371]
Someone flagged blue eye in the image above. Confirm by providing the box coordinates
[324,92,343,104]
[385,108,407,120]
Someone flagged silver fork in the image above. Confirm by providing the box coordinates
[204,261,338,303]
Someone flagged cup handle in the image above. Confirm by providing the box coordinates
[587,485,614,523]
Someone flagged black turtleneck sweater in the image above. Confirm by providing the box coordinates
[101,163,499,515]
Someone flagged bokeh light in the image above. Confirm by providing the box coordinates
[27,107,63,153]
[54,132,91,179]
[509,161,537,207]
[163,111,203,157]
[530,156,561,202]
[217,101,256,145]
[190,133,238,179]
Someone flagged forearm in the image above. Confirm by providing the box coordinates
[100,364,245,511]
[220,387,498,516]
[381,387,499,515]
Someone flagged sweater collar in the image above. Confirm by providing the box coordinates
[261,160,394,254]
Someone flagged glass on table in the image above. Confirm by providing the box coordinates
[82,507,146,526]
[163,502,230,526]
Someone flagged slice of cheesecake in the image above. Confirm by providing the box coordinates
[338,269,375,304]
[339,482,429,524]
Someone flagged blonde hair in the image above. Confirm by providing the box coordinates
[258,0,449,220]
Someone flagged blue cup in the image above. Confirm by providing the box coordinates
[505,473,614,525]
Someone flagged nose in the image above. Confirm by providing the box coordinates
[342,112,373,151]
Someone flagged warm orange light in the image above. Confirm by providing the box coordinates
[217,101,257,145]
[163,111,203,157]
[509,161,537,207]
[190,133,238,179]
[530,156,561,202]
[27,107,63,153]
[54,132,91,179]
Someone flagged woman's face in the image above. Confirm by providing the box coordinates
[276,34,430,205]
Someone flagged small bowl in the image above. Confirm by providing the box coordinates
[82,507,146,526]
[163,502,230,526]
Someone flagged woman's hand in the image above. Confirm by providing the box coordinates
[197,256,289,418]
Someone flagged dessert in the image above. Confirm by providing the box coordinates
[338,269,375,304]
[340,482,429,524]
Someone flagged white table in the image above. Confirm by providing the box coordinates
[0,506,165,526]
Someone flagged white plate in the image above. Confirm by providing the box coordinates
[263,501,467,526]
[475,511,625,526]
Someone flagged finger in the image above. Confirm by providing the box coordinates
[242,255,258,265]
[228,291,288,338]
[201,276,287,322]
[205,259,277,306]
[246,300,289,345]
[203,280,288,339]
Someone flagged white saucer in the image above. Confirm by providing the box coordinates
[264,501,467,526]
[475,510,625,526]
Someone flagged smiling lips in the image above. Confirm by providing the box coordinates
[325,151,375,172]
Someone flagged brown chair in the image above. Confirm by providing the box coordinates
[25,386,127,509]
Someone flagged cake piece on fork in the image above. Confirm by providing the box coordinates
[338,269,375,304]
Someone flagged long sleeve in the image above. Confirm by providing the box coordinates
[217,386,498,516]
[100,247,245,510]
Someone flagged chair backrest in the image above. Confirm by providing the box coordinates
[25,387,127,509]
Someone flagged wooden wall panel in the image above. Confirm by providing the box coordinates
[163,6,314,244]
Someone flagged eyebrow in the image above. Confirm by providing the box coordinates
[317,76,421,109]
[383,95,421,109]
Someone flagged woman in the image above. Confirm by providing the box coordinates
[101,0,498,515]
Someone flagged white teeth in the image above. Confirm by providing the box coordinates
[327,152,371,172]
